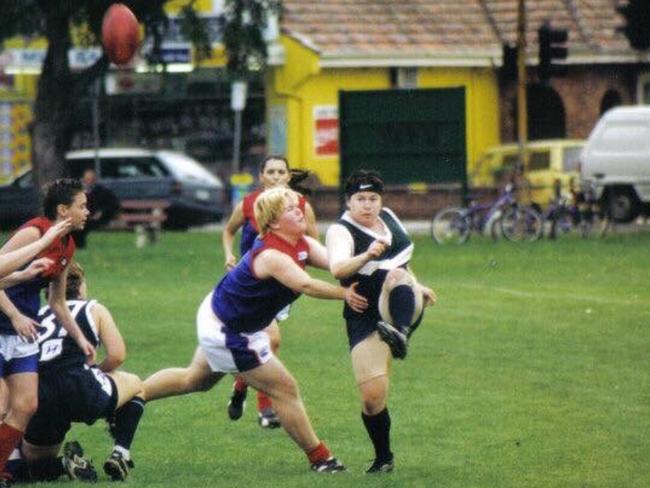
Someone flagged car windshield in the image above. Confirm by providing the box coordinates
[157,151,222,187]
[1,170,33,188]
[563,146,583,172]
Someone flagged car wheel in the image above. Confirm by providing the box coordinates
[605,188,640,223]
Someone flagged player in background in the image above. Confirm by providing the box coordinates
[0,179,95,487]
[222,156,318,428]
[145,187,367,473]
[3,261,146,483]
[326,170,437,474]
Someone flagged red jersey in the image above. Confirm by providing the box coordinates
[20,217,75,279]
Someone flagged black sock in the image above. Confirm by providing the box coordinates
[112,396,146,451]
[388,285,415,329]
[26,457,66,481]
[361,408,392,462]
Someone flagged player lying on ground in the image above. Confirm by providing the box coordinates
[144,187,367,473]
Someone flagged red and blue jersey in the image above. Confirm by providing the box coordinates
[212,232,309,333]
[240,188,308,255]
[0,217,75,335]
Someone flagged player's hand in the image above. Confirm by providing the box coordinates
[421,286,437,307]
[11,313,39,343]
[41,218,72,245]
[366,239,389,259]
[224,254,237,271]
[344,282,368,313]
[77,336,96,365]
[21,258,54,280]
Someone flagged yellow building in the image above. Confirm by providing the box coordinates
[267,1,502,187]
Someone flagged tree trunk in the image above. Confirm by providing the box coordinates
[31,6,74,189]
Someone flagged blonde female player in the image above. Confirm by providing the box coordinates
[144,187,367,472]
[222,156,318,428]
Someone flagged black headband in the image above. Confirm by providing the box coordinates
[346,181,384,197]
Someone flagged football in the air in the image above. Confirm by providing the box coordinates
[101,3,140,65]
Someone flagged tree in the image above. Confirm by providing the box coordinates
[0,0,276,188]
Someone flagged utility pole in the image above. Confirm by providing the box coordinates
[516,0,528,177]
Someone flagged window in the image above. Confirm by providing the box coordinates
[528,151,551,171]
[562,146,583,172]
[100,157,169,179]
[66,158,95,178]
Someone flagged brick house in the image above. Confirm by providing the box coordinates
[271,0,649,216]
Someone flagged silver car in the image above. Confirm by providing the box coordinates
[0,148,225,229]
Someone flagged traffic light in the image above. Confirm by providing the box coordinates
[538,22,568,83]
[616,0,650,50]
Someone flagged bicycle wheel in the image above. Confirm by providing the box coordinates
[500,206,543,242]
[431,208,471,244]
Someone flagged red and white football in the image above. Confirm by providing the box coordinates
[101,3,140,66]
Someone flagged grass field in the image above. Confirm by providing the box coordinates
[19,231,650,487]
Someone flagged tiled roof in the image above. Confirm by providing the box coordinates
[280,0,632,64]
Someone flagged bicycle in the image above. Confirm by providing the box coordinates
[544,181,606,239]
[432,184,543,244]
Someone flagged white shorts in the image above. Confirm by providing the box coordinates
[196,292,273,373]
[0,334,39,376]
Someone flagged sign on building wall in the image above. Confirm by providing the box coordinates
[313,105,339,157]
[0,102,32,184]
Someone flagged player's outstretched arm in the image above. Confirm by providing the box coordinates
[0,258,53,290]
[93,302,126,372]
[255,250,367,312]
[0,219,71,279]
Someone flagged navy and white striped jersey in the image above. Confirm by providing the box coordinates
[334,208,413,321]
[36,300,101,373]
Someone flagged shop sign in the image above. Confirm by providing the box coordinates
[313,105,338,157]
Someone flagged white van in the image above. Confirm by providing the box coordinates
[580,106,650,222]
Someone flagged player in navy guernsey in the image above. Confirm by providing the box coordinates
[2,262,146,483]
[326,170,437,474]
[145,187,366,473]
[0,179,95,487]
[222,156,319,428]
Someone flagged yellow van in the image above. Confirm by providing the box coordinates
[470,139,585,207]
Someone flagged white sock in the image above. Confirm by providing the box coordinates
[112,445,131,461]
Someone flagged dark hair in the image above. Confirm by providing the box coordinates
[289,169,313,196]
[259,156,313,195]
[344,169,384,197]
[259,155,289,173]
[42,178,84,220]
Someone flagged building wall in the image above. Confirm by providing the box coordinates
[499,65,637,143]
[267,36,501,186]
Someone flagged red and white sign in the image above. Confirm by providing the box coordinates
[314,106,339,157]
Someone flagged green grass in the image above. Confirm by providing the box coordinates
[19,231,650,487]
